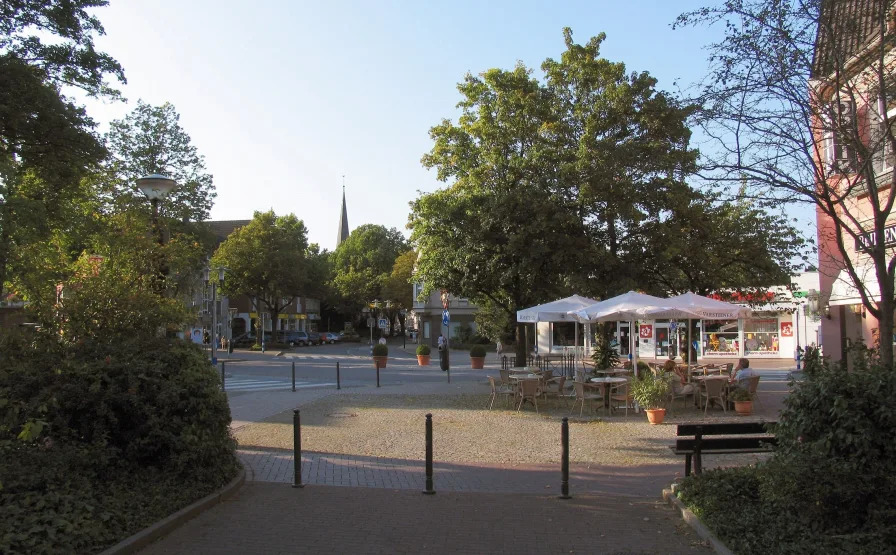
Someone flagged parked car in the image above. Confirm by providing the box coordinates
[321,332,341,344]
[339,330,361,342]
[231,331,273,348]
[279,331,322,347]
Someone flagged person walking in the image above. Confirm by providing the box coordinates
[496,339,503,356]
[437,334,446,350]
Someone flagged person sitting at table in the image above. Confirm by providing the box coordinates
[729,358,757,388]
[664,359,696,396]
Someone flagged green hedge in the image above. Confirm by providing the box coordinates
[677,353,896,554]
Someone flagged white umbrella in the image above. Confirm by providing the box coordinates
[572,291,678,377]
[517,294,600,362]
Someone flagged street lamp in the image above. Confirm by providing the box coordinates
[204,266,227,366]
[137,174,177,292]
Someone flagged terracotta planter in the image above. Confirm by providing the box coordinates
[470,356,485,369]
[734,400,753,416]
[372,356,388,369]
[417,355,431,366]
[645,408,666,425]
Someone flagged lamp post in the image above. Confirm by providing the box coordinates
[136,174,177,292]
[204,266,227,366]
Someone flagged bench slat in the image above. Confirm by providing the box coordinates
[676,422,776,436]
[670,448,772,455]
[675,437,777,451]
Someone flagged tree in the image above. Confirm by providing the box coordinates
[0,0,124,297]
[542,28,699,299]
[675,1,896,364]
[211,211,310,334]
[331,224,410,327]
[382,250,416,334]
[105,101,216,223]
[639,189,808,297]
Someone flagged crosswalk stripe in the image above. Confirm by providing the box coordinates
[224,378,337,392]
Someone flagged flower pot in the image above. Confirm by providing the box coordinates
[417,355,430,366]
[645,408,666,425]
[734,400,753,416]
[372,356,388,369]
[470,356,485,369]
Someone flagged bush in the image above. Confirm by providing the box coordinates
[729,387,752,402]
[454,323,475,344]
[469,344,487,357]
[676,354,896,554]
[372,343,389,356]
[416,344,431,356]
[591,324,620,369]
[630,372,669,409]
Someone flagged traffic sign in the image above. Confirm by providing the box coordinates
[442,310,450,326]
[367,317,375,327]
[378,318,388,329]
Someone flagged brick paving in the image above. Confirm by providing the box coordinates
[240,448,682,497]
[140,483,711,554]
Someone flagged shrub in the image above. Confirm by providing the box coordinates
[590,324,620,369]
[729,388,752,402]
[416,344,431,356]
[469,344,487,357]
[630,371,669,409]
[372,343,389,356]
[454,323,475,344]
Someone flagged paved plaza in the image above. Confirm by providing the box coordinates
[140,483,712,555]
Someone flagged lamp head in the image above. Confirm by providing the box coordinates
[136,174,177,200]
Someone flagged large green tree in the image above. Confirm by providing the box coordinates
[105,101,216,223]
[0,0,124,297]
[211,211,310,333]
[331,224,410,323]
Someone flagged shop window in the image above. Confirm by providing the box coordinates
[744,318,779,353]
[552,322,582,347]
[703,320,739,355]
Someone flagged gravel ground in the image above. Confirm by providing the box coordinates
[234,390,773,468]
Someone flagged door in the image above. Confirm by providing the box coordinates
[655,324,671,357]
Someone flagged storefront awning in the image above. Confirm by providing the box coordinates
[829,262,884,306]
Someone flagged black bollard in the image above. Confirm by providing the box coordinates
[423,413,435,495]
[292,409,304,488]
[336,361,341,390]
[220,361,226,391]
[376,359,380,388]
[292,360,296,392]
[559,417,571,499]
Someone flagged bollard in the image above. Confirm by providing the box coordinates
[423,413,435,495]
[221,361,226,391]
[559,417,571,499]
[292,409,304,488]
[336,361,341,390]
[292,361,296,392]
[376,359,380,388]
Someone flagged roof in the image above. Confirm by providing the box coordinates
[337,189,350,246]
[812,0,890,78]
[205,220,251,245]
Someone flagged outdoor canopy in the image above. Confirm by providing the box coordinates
[517,294,600,360]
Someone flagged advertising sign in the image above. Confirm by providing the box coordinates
[780,322,793,337]
[639,324,653,338]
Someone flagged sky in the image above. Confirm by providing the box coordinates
[79,0,730,252]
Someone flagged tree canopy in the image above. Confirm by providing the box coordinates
[212,211,310,331]
[331,224,410,308]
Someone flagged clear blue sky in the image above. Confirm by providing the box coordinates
[81,0,724,251]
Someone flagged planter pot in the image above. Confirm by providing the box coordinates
[417,355,431,366]
[645,408,666,425]
[734,400,753,416]
[470,356,485,369]
[372,356,388,369]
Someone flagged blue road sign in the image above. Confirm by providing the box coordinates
[378,318,388,329]
[442,310,450,326]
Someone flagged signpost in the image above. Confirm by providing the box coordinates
[379,318,388,329]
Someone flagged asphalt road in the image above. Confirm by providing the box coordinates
[218,343,484,394]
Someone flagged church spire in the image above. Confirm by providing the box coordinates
[336,175,349,246]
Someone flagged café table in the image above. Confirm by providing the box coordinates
[589,377,628,409]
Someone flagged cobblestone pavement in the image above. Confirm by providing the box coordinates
[140,483,712,555]
[240,448,682,497]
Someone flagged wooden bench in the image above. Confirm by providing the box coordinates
[670,422,777,476]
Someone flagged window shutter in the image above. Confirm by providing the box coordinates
[834,100,855,173]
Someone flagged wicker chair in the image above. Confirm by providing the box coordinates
[570,381,602,416]
[745,375,762,410]
[517,379,541,413]
[609,380,634,416]
[499,368,512,388]
[669,378,696,414]
[700,378,728,416]
[487,376,514,410]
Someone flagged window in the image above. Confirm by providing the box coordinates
[876,95,896,173]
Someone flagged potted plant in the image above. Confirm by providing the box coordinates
[416,344,431,366]
[372,343,388,369]
[630,372,671,424]
[730,388,753,416]
[469,344,486,369]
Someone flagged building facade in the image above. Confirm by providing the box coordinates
[411,283,479,347]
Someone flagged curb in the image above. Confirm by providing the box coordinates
[662,486,734,555]
[99,466,246,555]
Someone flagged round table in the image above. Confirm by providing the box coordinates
[589,377,628,385]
